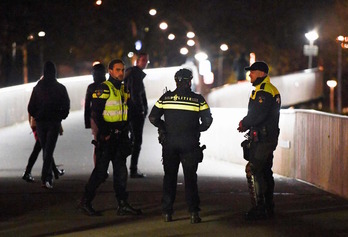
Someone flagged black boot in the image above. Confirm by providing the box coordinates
[78,197,100,216]
[163,213,173,222]
[245,205,268,220]
[22,171,35,182]
[130,169,146,178]
[53,168,65,180]
[116,200,142,216]
[190,212,202,224]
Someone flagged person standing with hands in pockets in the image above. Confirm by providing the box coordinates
[124,52,149,178]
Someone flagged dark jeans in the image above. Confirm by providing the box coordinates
[161,137,201,214]
[36,121,61,182]
[84,133,131,203]
[249,140,278,206]
[25,139,59,174]
[129,115,145,172]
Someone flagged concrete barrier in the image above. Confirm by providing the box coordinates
[200,108,348,199]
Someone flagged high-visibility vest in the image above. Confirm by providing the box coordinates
[102,80,129,122]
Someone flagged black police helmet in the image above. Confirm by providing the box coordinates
[174,68,193,82]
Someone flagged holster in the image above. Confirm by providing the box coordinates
[241,139,251,161]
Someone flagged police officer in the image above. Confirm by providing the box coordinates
[149,68,213,224]
[237,61,281,220]
[79,59,142,216]
[84,63,106,166]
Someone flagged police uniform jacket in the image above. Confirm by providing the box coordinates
[91,77,129,137]
[242,76,281,141]
[148,87,213,140]
[84,82,100,128]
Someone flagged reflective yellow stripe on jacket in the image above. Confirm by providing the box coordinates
[155,97,209,112]
[102,81,129,122]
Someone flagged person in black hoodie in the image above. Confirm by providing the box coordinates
[84,63,106,166]
[124,52,149,178]
[28,61,70,189]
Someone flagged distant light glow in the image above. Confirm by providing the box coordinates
[337,35,345,42]
[203,72,214,84]
[149,9,157,16]
[95,0,102,6]
[168,34,175,40]
[180,47,189,55]
[305,30,319,42]
[220,44,228,51]
[194,52,208,62]
[144,27,150,32]
[27,34,34,41]
[327,80,337,88]
[159,22,168,30]
[128,52,134,58]
[93,61,101,66]
[249,52,256,65]
[187,39,195,46]
[186,32,195,38]
[38,31,46,37]
[135,40,142,51]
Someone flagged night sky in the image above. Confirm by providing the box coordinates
[1,0,347,110]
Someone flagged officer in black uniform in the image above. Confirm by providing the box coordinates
[79,59,142,216]
[149,68,213,224]
[237,61,281,220]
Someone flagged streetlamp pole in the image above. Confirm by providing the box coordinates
[337,40,342,113]
[22,43,28,84]
[304,30,319,69]
[327,80,337,113]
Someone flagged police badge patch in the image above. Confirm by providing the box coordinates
[96,90,103,98]
[258,96,265,103]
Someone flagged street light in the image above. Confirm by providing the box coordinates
[304,30,319,68]
[326,80,337,113]
[218,43,228,86]
[38,31,46,71]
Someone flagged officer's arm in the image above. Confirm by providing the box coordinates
[198,97,213,132]
[199,109,213,132]
[84,85,93,128]
[242,91,273,128]
[91,83,109,136]
[148,100,165,131]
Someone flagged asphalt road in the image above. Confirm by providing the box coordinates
[1,111,348,237]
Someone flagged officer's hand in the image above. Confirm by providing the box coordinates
[237,120,247,133]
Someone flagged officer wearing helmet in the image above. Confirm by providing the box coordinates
[149,68,213,224]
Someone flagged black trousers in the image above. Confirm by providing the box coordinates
[248,140,278,206]
[129,115,145,172]
[25,138,59,174]
[84,133,131,204]
[36,121,61,182]
[161,138,201,214]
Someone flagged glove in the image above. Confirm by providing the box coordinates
[237,120,247,133]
